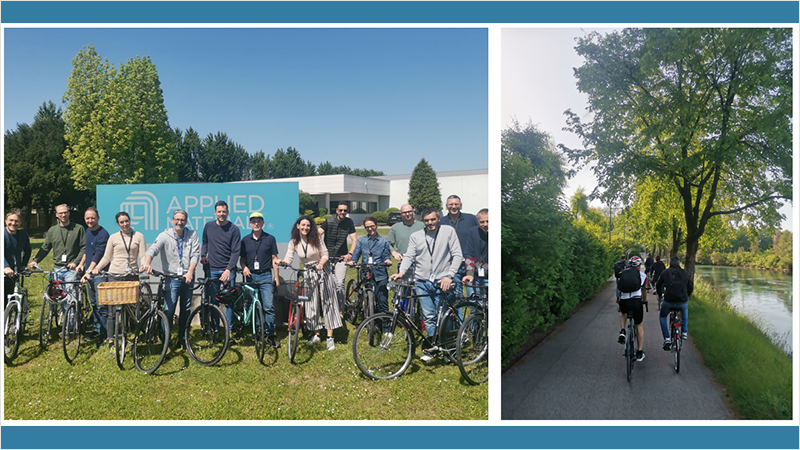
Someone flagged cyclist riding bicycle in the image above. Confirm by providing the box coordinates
[657,256,693,350]
[617,255,647,362]
[613,254,629,300]
[649,255,666,293]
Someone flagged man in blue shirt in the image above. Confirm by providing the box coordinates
[4,209,31,308]
[239,212,280,348]
[201,201,241,337]
[462,208,488,293]
[78,207,110,343]
[349,216,393,320]
[439,195,479,298]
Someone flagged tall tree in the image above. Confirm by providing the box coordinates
[197,132,249,182]
[563,28,792,276]
[249,150,271,180]
[174,127,202,182]
[407,158,442,213]
[270,147,312,178]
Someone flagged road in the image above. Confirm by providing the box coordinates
[502,279,732,420]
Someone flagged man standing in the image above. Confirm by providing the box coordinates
[4,209,31,307]
[30,204,85,300]
[78,207,110,343]
[387,203,424,268]
[140,209,200,348]
[350,216,393,318]
[320,201,357,300]
[461,208,488,292]
[239,212,280,348]
[439,195,478,298]
[657,256,694,349]
[201,201,241,337]
[390,207,462,362]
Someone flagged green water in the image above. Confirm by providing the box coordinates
[694,265,793,354]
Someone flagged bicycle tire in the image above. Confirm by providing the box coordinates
[136,282,153,321]
[365,289,376,345]
[456,312,488,385]
[672,316,681,373]
[134,309,170,374]
[253,301,266,363]
[115,308,128,370]
[185,304,229,366]
[626,321,634,382]
[438,300,477,360]
[79,288,93,331]
[39,298,55,349]
[62,302,81,363]
[344,279,359,325]
[4,302,21,363]
[353,313,413,380]
[287,303,301,363]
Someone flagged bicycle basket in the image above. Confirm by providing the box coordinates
[215,285,239,305]
[97,281,140,305]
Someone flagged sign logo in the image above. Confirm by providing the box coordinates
[120,191,159,231]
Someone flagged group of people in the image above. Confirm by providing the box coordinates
[4,194,489,364]
[613,252,694,362]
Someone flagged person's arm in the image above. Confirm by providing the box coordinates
[94,239,114,275]
[446,229,464,278]
[21,233,31,268]
[200,225,209,265]
[345,229,358,262]
[316,240,329,271]
[391,233,417,281]
[271,254,280,286]
[240,239,251,278]
[349,237,363,265]
[3,234,12,275]
[70,226,86,270]
[135,232,147,267]
[380,238,392,265]
[185,231,200,284]
[277,240,296,266]
[227,227,241,272]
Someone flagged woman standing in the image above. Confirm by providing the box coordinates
[276,216,342,350]
[91,211,147,355]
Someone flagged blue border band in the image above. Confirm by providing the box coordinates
[1,425,799,448]
[1,1,798,23]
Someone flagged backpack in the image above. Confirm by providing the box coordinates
[613,260,629,278]
[617,267,643,293]
[663,269,689,303]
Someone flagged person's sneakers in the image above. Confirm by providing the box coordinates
[663,339,671,351]
[307,334,321,346]
[618,329,626,344]
[635,350,645,362]
[326,337,335,351]
[681,332,688,340]
[268,335,281,348]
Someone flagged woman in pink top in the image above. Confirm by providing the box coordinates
[276,216,342,350]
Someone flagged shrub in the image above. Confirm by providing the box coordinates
[385,207,400,214]
[314,217,326,226]
[318,207,328,217]
[353,208,367,214]
[372,211,388,225]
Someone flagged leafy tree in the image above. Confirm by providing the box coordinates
[197,132,249,182]
[298,191,318,215]
[564,28,792,277]
[271,147,314,178]
[350,168,385,177]
[174,127,202,182]
[249,150,271,180]
[4,102,91,228]
[407,158,442,213]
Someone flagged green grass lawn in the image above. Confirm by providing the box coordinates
[3,238,487,420]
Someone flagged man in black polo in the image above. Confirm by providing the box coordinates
[320,201,357,300]
[240,212,280,348]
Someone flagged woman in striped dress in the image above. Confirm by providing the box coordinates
[276,216,342,351]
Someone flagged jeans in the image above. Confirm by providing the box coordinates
[333,260,347,303]
[249,272,275,337]
[415,279,452,338]
[209,269,236,332]
[87,276,108,337]
[659,300,688,339]
[466,276,488,299]
[163,278,192,340]
[453,264,467,299]
[55,269,79,313]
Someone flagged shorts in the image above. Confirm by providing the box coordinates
[619,297,644,325]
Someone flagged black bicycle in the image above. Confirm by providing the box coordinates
[456,282,488,385]
[96,271,153,370]
[345,261,392,331]
[133,270,181,374]
[623,301,648,382]
[185,277,229,366]
[4,268,43,363]
[668,308,683,373]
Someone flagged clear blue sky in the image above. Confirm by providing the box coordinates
[4,28,488,176]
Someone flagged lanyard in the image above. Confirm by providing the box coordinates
[60,226,70,250]
[120,230,133,266]
[253,235,263,262]
[174,230,185,264]
[425,228,439,257]
[301,238,308,259]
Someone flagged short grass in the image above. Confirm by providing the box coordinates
[3,238,488,420]
[688,279,792,420]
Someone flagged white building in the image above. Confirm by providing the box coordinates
[249,169,488,224]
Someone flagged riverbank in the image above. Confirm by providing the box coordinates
[688,279,792,420]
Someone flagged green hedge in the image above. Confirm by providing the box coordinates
[372,211,388,225]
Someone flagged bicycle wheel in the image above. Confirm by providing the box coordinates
[353,313,413,380]
[61,302,81,363]
[4,302,21,363]
[364,289,376,345]
[626,323,634,382]
[134,309,170,374]
[79,288,93,331]
[457,312,488,385]
[344,279,359,325]
[39,299,55,348]
[136,282,153,321]
[185,304,229,366]
[115,308,129,370]
[672,318,681,373]
[287,303,301,363]
[253,301,266,363]
[438,301,476,360]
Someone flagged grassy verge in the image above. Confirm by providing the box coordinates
[3,238,487,420]
[688,279,792,420]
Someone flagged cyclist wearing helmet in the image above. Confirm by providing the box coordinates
[617,255,648,362]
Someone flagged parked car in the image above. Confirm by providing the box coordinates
[387,212,402,225]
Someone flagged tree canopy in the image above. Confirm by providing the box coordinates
[407,158,442,213]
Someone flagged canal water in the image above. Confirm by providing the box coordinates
[694,265,793,354]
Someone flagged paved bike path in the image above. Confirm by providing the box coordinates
[502,279,732,420]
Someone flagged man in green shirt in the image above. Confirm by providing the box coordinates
[387,203,424,268]
[30,204,85,298]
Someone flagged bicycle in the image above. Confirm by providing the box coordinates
[38,268,71,349]
[668,307,683,373]
[352,280,476,380]
[231,278,276,364]
[97,271,152,370]
[456,282,488,385]
[345,261,392,334]
[391,263,422,330]
[60,276,92,364]
[623,301,648,382]
[184,277,229,366]
[279,263,316,364]
[132,270,179,374]
[4,268,43,363]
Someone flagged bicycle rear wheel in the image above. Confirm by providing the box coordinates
[134,309,170,374]
[39,299,56,349]
[115,308,129,370]
[4,302,21,363]
[456,312,487,385]
[344,279,359,325]
[626,322,634,382]
[364,290,376,345]
[672,317,681,373]
[353,313,413,380]
[287,303,301,363]
[136,283,153,321]
[438,301,476,360]
[185,304,229,366]
[62,302,81,363]
[253,301,266,363]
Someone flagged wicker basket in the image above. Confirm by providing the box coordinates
[97,281,140,305]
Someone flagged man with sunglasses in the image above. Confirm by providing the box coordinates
[320,201,357,301]
[387,203,424,268]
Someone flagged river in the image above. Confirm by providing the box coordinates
[694,265,793,354]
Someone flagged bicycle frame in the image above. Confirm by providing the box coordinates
[385,282,453,350]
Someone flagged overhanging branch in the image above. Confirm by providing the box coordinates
[709,195,791,217]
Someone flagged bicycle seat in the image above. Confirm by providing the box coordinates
[626,311,635,318]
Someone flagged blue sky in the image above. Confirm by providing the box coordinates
[3,28,488,176]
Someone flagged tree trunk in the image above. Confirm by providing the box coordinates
[684,238,700,280]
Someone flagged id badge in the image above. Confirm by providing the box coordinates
[254,261,260,271]
[478,267,485,278]
[177,267,184,276]
[368,257,373,264]
[126,263,132,272]
[61,254,67,263]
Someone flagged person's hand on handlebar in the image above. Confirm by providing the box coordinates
[139,263,153,274]
[389,273,403,282]
[391,251,403,262]
[438,277,453,291]
[4,266,14,277]
[463,275,474,285]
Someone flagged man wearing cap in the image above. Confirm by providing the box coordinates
[140,209,200,348]
[239,212,280,348]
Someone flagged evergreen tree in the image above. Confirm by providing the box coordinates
[407,158,441,213]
